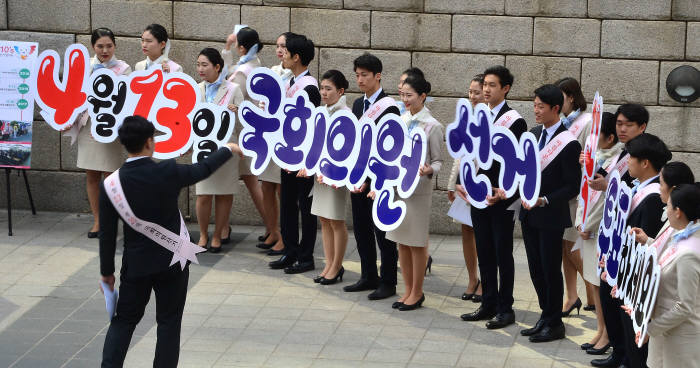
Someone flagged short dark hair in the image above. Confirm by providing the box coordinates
[321,69,349,91]
[483,65,514,89]
[353,53,383,74]
[616,104,649,127]
[471,73,485,85]
[236,27,263,53]
[556,77,587,112]
[199,48,224,74]
[118,115,155,154]
[533,84,564,114]
[625,133,672,172]
[661,161,695,188]
[670,183,700,222]
[144,24,169,44]
[91,27,115,46]
[600,112,618,144]
[401,67,424,79]
[402,75,431,99]
[285,33,314,66]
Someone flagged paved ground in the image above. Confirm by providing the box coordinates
[0,210,600,367]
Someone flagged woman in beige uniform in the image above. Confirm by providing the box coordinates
[134,24,182,73]
[387,74,444,311]
[74,28,131,238]
[194,48,244,252]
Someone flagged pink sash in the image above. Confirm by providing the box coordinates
[540,130,577,170]
[568,112,592,139]
[227,63,254,83]
[650,225,674,257]
[659,236,700,268]
[103,170,206,270]
[494,109,521,129]
[589,154,628,205]
[286,75,318,98]
[629,183,660,214]
[361,96,397,123]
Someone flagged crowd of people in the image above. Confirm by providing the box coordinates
[85,24,700,368]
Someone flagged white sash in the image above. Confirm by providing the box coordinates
[568,112,592,139]
[286,75,318,98]
[103,170,206,270]
[540,130,577,170]
[494,109,521,129]
[227,63,254,83]
[629,183,660,214]
[361,96,397,123]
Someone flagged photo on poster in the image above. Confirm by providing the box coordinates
[0,142,31,168]
[0,120,32,142]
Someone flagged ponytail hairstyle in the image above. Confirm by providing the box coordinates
[402,74,431,103]
[670,183,700,222]
[236,27,263,53]
[199,48,225,75]
[555,77,587,112]
[91,27,116,46]
[661,162,695,189]
[321,69,349,91]
[144,23,169,44]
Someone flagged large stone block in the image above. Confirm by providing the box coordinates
[0,171,88,213]
[75,35,143,70]
[29,121,60,171]
[371,12,451,51]
[671,152,700,176]
[646,106,700,152]
[174,2,240,41]
[581,59,658,105]
[241,6,289,44]
[91,0,172,37]
[452,16,533,54]
[688,23,700,60]
[425,96,461,127]
[505,0,586,17]
[672,0,700,20]
[8,0,89,33]
[505,56,581,100]
[0,30,75,57]
[601,20,685,60]
[318,48,411,94]
[291,8,370,48]
[182,0,260,4]
[0,0,6,29]
[60,131,79,171]
[424,0,504,15]
[659,61,700,107]
[533,18,600,57]
[588,0,671,20]
[263,0,342,9]
[344,0,422,11]
[412,53,504,97]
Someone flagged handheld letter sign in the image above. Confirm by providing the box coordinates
[580,92,603,229]
[445,100,540,209]
[236,68,427,232]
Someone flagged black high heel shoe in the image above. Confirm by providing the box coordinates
[425,256,433,275]
[398,294,425,311]
[313,275,324,283]
[562,297,582,317]
[220,225,232,245]
[583,304,596,311]
[392,301,403,309]
[462,279,481,300]
[258,232,270,242]
[320,267,344,285]
[586,343,611,355]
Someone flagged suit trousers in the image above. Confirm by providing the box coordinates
[102,266,189,368]
[600,281,626,359]
[471,205,515,314]
[280,170,317,263]
[521,223,565,327]
[350,187,397,286]
[621,305,648,367]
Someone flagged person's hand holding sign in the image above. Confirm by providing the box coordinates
[367,190,376,200]
[228,104,238,113]
[634,331,649,346]
[297,168,309,178]
[161,61,170,73]
[522,197,545,210]
[225,33,237,51]
[100,274,115,294]
[455,184,468,203]
[352,182,368,194]
[630,227,649,244]
[418,163,432,177]
[589,173,608,191]
[487,188,507,206]
[226,143,243,158]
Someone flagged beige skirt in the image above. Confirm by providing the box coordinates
[563,198,579,242]
[310,180,348,220]
[76,122,123,172]
[195,155,239,195]
[386,192,432,247]
[581,236,599,286]
[239,156,281,184]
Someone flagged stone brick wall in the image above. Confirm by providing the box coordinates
[1,0,699,234]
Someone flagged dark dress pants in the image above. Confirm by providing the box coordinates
[600,281,626,359]
[350,185,397,286]
[102,266,189,368]
[621,304,647,367]
[471,204,515,314]
[280,170,317,263]
[521,222,564,327]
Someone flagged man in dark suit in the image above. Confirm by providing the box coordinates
[460,66,526,329]
[342,53,401,300]
[519,84,582,343]
[268,33,321,274]
[99,115,238,367]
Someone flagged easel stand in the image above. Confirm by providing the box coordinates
[5,168,36,236]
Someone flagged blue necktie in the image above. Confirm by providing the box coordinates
[364,99,371,113]
[630,179,641,197]
[538,129,548,150]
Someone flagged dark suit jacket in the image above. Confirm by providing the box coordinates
[99,147,233,278]
[352,90,401,120]
[625,177,665,238]
[519,123,582,229]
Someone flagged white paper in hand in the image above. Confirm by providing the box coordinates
[100,281,118,321]
[447,196,472,226]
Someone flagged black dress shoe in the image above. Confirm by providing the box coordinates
[460,306,497,321]
[398,294,425,311]
[485,312,515,329]
[580,342,595,350]
[586,343,611,355]
[284,261,315,274]
[368,284,396,300]
[583,304,596,312]
[269,255,295,269]
[267,248,285,256]
[256,242,274,250]
[220,225,232,245]
[520,319,546,336]
[591,354,623,367]
[529,324,565,343]
[87,231,99,239]
[343,279,379,292]
[392,301,403,309]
